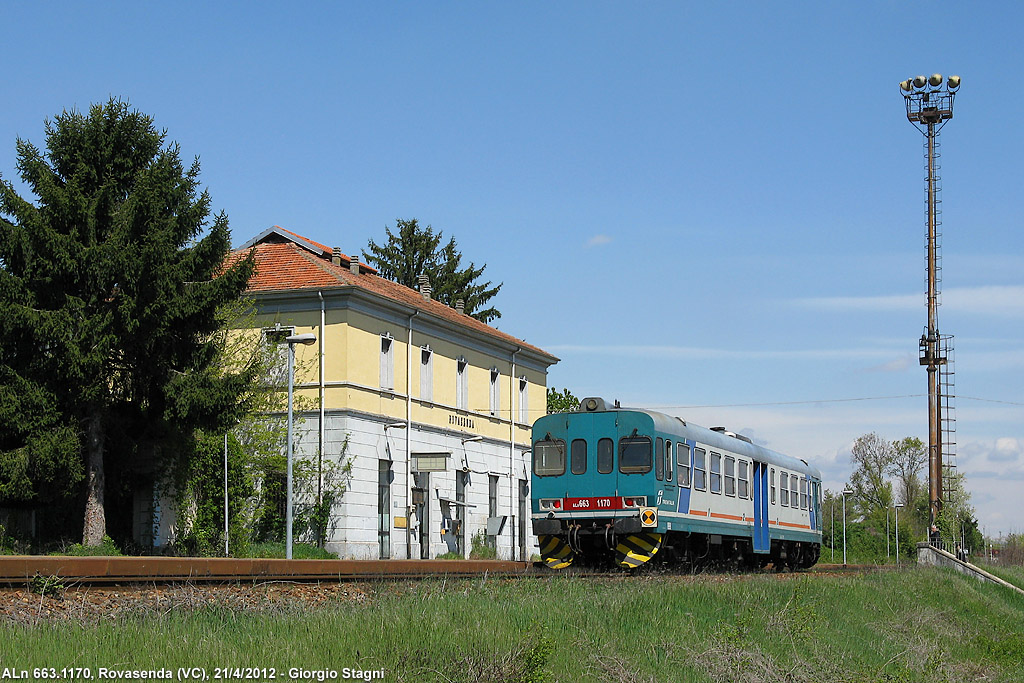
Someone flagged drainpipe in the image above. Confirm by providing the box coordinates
[318,292,326,510]
[510,346,521,561]
[406,310,419,559]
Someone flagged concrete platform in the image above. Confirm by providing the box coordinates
[917,543,1024,596]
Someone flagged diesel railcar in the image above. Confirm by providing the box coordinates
[531,398,823,570]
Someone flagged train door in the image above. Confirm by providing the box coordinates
[752,461,770,554]
[661,438,676,508]
[808,477,818,531]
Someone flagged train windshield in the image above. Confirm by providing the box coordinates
[618,436,652,474]
[533,439,566,476]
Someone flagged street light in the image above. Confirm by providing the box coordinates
[900,73,960,534]
[894,503,905,567]
[285,332,317,560]
[842,489,854,566]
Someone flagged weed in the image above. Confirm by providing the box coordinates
[28,574,65,599]
[55,535,122,556]
[469,530,496,560]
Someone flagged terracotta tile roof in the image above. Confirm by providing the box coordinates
[233,228,556,361]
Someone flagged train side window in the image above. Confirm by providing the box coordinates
[677,443,690,487]
[791,476,799,510]
[571,439,587,475]
[738,461,749,499]
[770,468,776,505]
[533,439,566,477]
[710,452,722,494]
[724,456,736,496]
[655,437,664,480]
[619,436,652,474]
[597,438,614,474]
[666,441,673,482]
[693,448,706,490]
[800,478,808,509]
[780,472,789,506]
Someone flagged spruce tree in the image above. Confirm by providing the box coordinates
[363,218,502,323]
[0,99,255,546]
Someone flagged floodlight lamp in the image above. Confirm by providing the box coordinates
[929,73,943,87]
[384,422,407,430]
[842,489,854,496]
[461,435,483,444]
[285,333,317,345]
[947,74,960,90]
[913,75,927,89]
[900,79,912,92]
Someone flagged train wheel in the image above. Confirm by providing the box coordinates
[615,532,663,569]
[539,534,575,569]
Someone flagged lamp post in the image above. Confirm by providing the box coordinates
[285,332,317,560]
[900,73,960,533]
[886,505,890,560]
[830,493,835,562]
[894,503,904,567]
[842,489,854,566]
[224,431,229,557]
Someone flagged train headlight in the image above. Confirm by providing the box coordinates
[623,496,646,507]
[540,498,563,511]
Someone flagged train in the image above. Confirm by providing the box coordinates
[530,397,823,570]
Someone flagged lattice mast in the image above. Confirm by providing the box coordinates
[900,73,960,529]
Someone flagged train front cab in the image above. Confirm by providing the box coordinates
[531,406,667,569]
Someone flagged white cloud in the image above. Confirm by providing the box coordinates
[546,344,898,362]
[793,285,1024,318]
[586,234,613,247]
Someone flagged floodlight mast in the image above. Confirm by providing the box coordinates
[900,73,960,532]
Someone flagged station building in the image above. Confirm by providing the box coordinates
[232,226,557,560]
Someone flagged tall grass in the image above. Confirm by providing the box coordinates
[2,568,1023,682]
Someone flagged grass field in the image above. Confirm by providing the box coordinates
[2,567,1023,683]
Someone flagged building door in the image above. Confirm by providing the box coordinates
[414,472,430,559]
[518,479,529,561]
[488,474,499,551]
[456,470,468,556]
[378,460,391,559]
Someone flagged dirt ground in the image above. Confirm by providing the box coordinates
[0,581,370,626]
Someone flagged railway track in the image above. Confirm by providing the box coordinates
[0,555,885,586]
[0,556,533,585]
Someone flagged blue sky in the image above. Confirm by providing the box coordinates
[3,2,1021,537]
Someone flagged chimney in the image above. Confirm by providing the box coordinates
[418,274,431,300]
[455,298,465,315]
[331,247,342,266]
[349,257,360,275]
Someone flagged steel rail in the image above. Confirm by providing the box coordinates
[0,556,533,585]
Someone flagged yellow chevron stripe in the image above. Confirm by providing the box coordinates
[614,533,663,569]
[539,534,575,570]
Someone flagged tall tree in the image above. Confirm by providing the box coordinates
[0,99,255,545]
[847,432,894,517]
[363,218,502,323]
[547,387,580,414]
[889,436,927,508]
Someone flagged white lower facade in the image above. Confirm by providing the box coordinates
[303,409,535,561]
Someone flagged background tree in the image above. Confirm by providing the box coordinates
[936,470,983,555]
[547,387,580,414]
[848,432,894,517]
[889,436,926,508]
[363,218,502,323]
[0,99,255,546]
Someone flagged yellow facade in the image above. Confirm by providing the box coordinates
[250,305,548,446]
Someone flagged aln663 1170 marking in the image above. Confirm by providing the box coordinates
[532,398,822,570]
